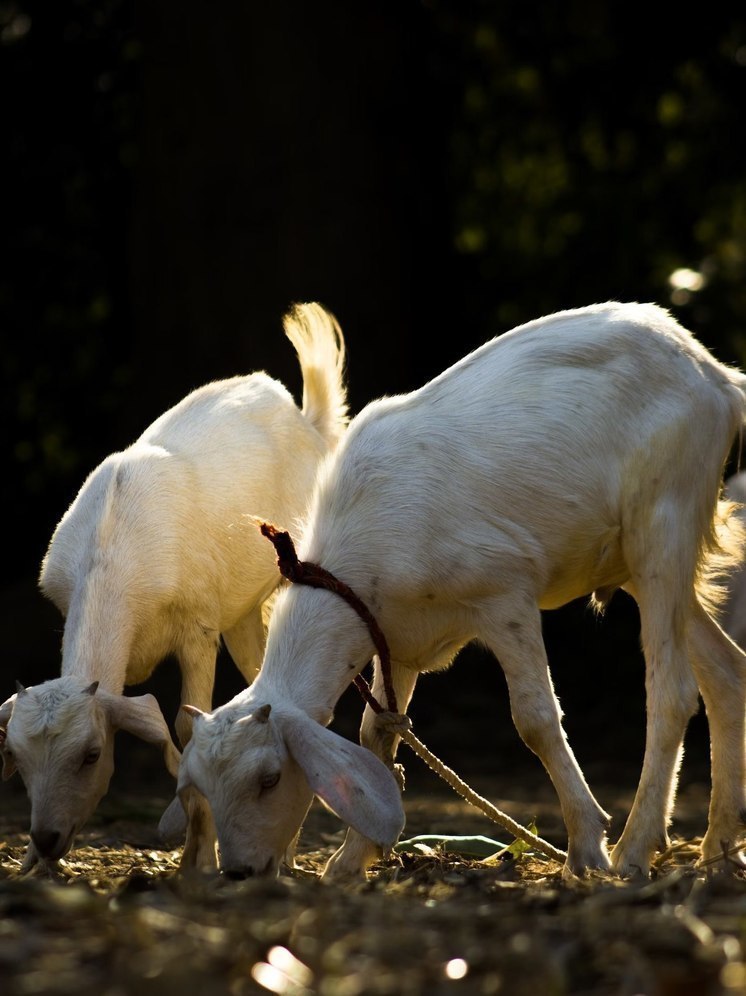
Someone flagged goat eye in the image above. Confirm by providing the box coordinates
[82,748,101,766]
[260,772,280,792]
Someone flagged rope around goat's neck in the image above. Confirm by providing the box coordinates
[259,523,398,714]
[259,522,567,866]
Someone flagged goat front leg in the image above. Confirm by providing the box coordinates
[179,786,219,871]
[322,661,418,882]
[481,596,611,876]
[166,637,220,871]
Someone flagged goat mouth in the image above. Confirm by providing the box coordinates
[30,826,75,861]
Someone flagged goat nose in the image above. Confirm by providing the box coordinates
[31,830,61,857]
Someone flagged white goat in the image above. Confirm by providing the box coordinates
[177,301,746,881]
[0,302,348,873]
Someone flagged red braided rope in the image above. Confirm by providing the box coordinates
[260,522,397,714]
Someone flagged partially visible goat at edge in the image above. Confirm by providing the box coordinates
[721,470,746,649]
[0,302,348,874]
[177,301,746,882]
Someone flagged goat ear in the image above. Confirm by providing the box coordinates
[254,704,271,723]
[276,710,405,849]
[98,691,181,779]
[83,681,99,696]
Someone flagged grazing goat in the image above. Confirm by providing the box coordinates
[177,301,746,881]
[0,302,348,873]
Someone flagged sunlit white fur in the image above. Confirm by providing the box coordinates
[180,302,746,881]
[1,303,348,873]
[721,471,746,650]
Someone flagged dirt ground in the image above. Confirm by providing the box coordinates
[1,585,741,994]
[2,743,746,996]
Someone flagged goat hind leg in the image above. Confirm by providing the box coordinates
[688,603,746,867]
[611,583,700,877]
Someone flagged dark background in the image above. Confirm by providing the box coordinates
[3,1,746,806]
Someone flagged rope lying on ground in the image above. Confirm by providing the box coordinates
[260,521,568,865]
[373,710,567,863]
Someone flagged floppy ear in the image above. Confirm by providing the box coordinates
[97,691,181,778]
[276,710,405,849]
[0,693,17,780]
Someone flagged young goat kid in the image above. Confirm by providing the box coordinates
[178,301,746,881]
[0,302,348,874]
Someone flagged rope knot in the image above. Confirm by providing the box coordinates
[260,520,399,714]
[374,711,413,736]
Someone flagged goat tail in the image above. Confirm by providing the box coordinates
[697,496,746,620]
[283,301,350,448]
[698,367,746,619]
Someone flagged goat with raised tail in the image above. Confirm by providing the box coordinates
[177,301,746,881]
[0,302,349,874]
